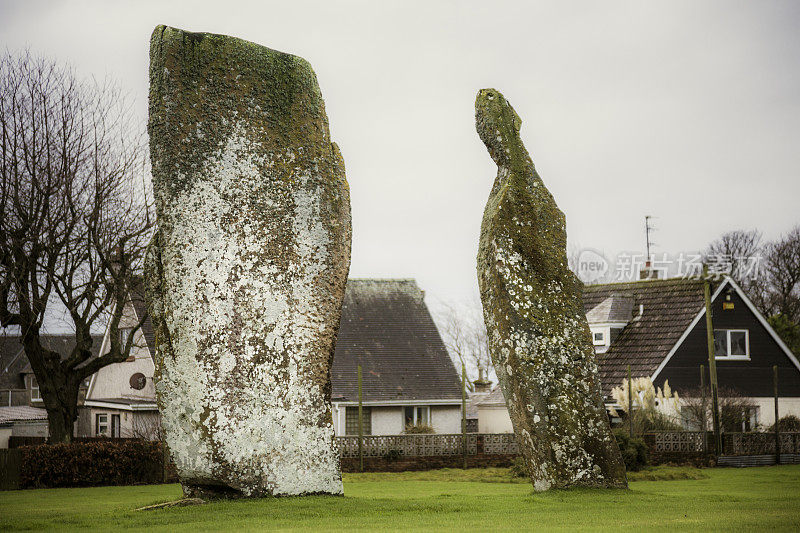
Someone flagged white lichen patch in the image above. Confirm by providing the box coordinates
[154,123,345,496]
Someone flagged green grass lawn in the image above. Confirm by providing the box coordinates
[1,465,798,531]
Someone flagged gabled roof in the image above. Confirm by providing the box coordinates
[583,278,707,397]
[0,334,104,389]
[130,293,156,363]
[0,337,28,389]
[331,279,462,403]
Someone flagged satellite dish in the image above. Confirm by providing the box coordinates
[129,372,147,390]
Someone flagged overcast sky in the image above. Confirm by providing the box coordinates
[2,0,799,316]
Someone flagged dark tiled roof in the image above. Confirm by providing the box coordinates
[583,278,707,398]
[0,337,28,389]
[331,279,462,403]
[129,283,156,362]
[1,334,104,387]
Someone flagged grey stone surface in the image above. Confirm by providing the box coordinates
[146,25,351,497]
[475,88,627,491]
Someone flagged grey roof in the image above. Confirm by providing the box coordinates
[466,391,490,419]
[478,385,507,407]
[0,337,28,389]
[583,278,707,398]
[129,279,156,361]
[1,334,104,389]
[331,279,462,403]
[585,293,635,324]
[0,405,48,423]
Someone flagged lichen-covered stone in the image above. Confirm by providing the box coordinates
[145,25,351,498]
[475,88,626,491]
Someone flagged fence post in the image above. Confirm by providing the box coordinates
[700,364,707,453]
[774,365,780,465]
[628,365,633,438]
[703,265,722,456]
[358,364,364,472]
[462,362,468,469]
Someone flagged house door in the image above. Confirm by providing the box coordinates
[111,414,121,438]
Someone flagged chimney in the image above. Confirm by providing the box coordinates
[639,260,662,280]
[472,367,492,393]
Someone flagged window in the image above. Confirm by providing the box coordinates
[111,414,121,438]
[404,406,430,428]
[96,414,108,436]
[345,406,371,435]
[593,331,605,345]
[30,376,41,401]
[714,329,749,359]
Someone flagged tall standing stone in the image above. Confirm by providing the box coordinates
[146,25,351,498]
[475,88,627,491]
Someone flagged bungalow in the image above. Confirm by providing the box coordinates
[1,278,464,441]
[330,279,463,436]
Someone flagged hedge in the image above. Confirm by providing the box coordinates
[19,440,172,489]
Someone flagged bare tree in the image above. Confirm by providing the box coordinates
[760,225,800,323]
[436,301,493,390]
[703,229,763,286]
[0,51,153,443]
[680,387,759,432]
[127,412,161,441]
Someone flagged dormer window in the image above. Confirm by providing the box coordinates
[593,332,605,345]
[714,329,749,359]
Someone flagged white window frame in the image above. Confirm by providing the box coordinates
[96,413,109,436]
[714,329,750,360]
[592,331,605,345]
[405,405,430,427]
[30,376,41,401]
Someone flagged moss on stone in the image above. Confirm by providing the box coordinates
[146,25,350,498]
[476,88,627,490]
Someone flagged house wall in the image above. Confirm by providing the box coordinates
[88,322,156,402]
[657,290,800,397]
[371,407,404,435]
[0,426,11,448]
[431,406,461,434]
[478,405,513,433]
[11,420,48,437]
[79,407,159,439]
[745,397,800,427]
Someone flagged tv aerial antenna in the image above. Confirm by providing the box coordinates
[645,215,658,262]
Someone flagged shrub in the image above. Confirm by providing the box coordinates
[767,415,800,432]
[382,449,402,461]
[19,439,169,489]
[404,424,435,434]
[613,429,649,472]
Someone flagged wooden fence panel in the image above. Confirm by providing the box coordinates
[0,448,22,490]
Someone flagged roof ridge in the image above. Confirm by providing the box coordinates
[585,277,704,289]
